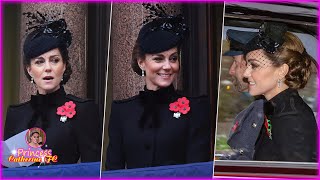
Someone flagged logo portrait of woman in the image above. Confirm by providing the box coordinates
[26,127,46,148]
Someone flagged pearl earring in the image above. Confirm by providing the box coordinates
[30,77,34,84]
[277,79,281,88]
[142,70,145,77]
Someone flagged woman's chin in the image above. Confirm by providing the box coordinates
[158,82,173,88]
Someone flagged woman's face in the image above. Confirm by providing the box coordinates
[138,47,180,91]
[27,48,66,94]
[30,133,39,144]
[243,49,283,100]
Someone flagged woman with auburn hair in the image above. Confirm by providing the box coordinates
[243,22,317,162]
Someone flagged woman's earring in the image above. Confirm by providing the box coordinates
[142,70,145,77]
[30,77,34,84]
[61,78,64,82]
[277,79,281,88]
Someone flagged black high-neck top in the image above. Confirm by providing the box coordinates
[138,85,178,128]
[254,88,317,162]
[29,87,67,130]
[4,87,102,165]
[106,84,211,170]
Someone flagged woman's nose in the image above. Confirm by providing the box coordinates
[162,60,172,69]
[44,61,52,72]
[243,66,251,78]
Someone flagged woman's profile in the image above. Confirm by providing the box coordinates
[243,22,317,162]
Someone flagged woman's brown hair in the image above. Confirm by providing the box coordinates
[266,32,316,89]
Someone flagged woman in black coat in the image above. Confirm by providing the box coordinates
[105,5,211,170]
[243,22,317,162]
[4,14,102,166]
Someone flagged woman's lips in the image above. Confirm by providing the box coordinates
[157,73,172,78]
[43,76,54,81]
[248,81,256,89]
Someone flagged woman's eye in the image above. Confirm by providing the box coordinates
[251,63,259,69]
[153,57,163,62]
[51,58,60,63]
[170,56,178,62]
[34,60,44,65]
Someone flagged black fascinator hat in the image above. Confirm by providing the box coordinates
[23,11,72,60]
[245,22,288,54]
[22,11,73,85]
[138,3,188,54]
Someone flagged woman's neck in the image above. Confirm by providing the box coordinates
[145,84,174,92]
[264,84,289,101]
[37,86,61,95]
[145,85,161,91]
[29,142,38,146]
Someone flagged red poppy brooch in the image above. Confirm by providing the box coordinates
[169,97,190,119]
[56,101,76,123]
[231,121,239,132]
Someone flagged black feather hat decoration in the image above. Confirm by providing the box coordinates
[22,11,72,59]
[245,22,288,54]
[256,22,288,54]
[137,3,188,54]
[141,3,188,37]
[23,11,72,47]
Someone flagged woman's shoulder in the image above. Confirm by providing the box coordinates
[281,90,314,114]
[273,90,316,124]
[187,95,209,101]
[176,93,210,112]
[176,92,209,104]
[65,94,99,114]
[66,94,95,104]
[7,100,31,111]
[112,95,140,105]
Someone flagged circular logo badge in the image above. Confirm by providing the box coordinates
[25,127,46,148]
